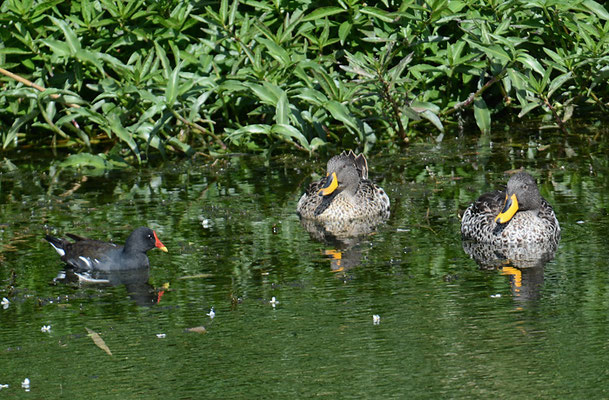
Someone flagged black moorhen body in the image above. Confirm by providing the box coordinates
[45,226,168,271]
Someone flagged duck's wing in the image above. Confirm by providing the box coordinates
[470,188,506,219]
[353,153,368,180]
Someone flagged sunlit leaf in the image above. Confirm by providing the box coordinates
[256,38,290,67]
[302,7,345,21]
[165,61,183,106]
[338,21,351,44]
[271,124,310,150]
[518,102,540,118]
[275,92,290,125]
[583,0,609,20]
[421,110,444,132]
[325,100,359,133]
[473,97,491,134]
[548,72,572,98]
[49,16,81,54]
[517,53,545,76]
[361,6,395,23]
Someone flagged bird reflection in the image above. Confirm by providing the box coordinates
[299,217,385,273]
[462,241,557,302]
[53,267,163,306]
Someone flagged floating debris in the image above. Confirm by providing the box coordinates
[373,314,381,325]
[85,327,112,356]
[1,297,9,309]
[40,325,51,333]
[22,378,30,392]
[270,296,279,308]
[576,220,585,224]
[490,294,502,298]
[185,326,207,334]
[156,333,166,339]
[206,307,215,319]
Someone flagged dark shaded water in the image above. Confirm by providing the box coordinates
[1,129,609,398]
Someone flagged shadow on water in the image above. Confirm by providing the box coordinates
[1,127,609,397]
[53,267,162,307]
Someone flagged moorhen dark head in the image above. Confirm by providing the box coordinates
[45,226,168,271]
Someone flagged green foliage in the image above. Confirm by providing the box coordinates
[1,0,609,164]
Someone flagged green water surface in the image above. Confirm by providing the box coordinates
[1,129,609,399]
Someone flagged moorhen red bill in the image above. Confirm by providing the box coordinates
[45,226,168,271]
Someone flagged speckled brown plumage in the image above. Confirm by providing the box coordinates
[297,151,390,222]
[461,171,560,246]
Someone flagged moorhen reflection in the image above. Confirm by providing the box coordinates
[53,267,163,306]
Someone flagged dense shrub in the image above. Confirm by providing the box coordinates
[1,0,608,166]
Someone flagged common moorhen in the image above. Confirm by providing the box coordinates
[45,226,168,271]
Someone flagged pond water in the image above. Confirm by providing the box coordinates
[1,128,609,398]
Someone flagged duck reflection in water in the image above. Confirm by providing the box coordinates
[297,151,390,272]
[300,219,366,273]
[462,241,555,302]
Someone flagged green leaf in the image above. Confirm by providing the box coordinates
[59,153,109,170]
[271,124,310,150]
[518,102,540,118]
[40,39,71,57]
[107,115,141,163]
[338,21,351,44]
[467,41,511,63]
[249,83,279,106]
[219,0,228,24]
[227,124,272,143]
[583,0,609,20]
[473,97,491,134]
[517,53,545,75]
[325,100,359,133]
[275,92,290,125]
[547,72,572,98]
[49,16,81,54]
[421,110,444,132]
[410,101,441,114]
[294,88,328,107]
[360,6,395,23]
[165,61,183,106]
[302,7,345,21]
[75,49,105,74]
[256,38,290,67]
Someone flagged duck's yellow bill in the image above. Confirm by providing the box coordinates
[318,172,338,196]
[495,193,519,224]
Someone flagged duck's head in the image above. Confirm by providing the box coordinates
[495,171,542,224]
[318,153,363,198]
